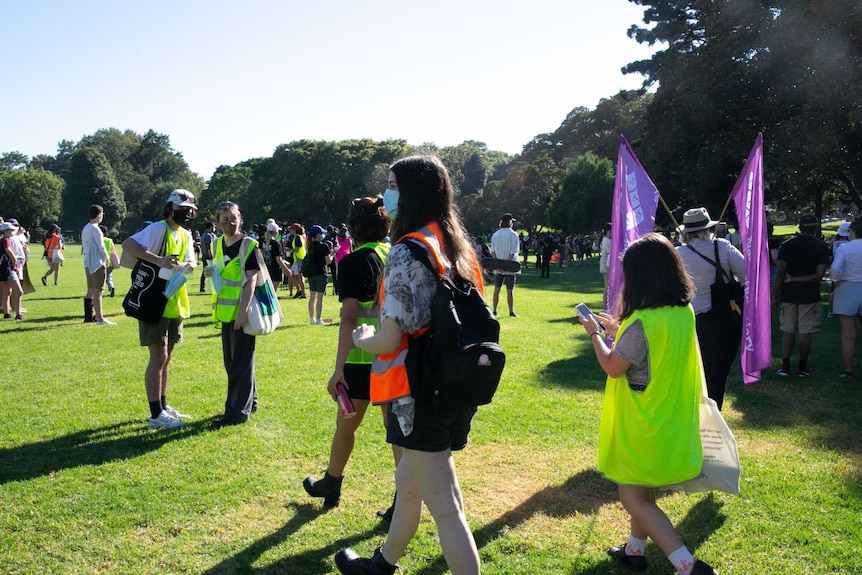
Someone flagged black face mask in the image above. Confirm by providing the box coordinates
[173,209,193,225]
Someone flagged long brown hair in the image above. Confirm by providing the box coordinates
[349,195,390,245]
[389,155,480,285]
[618,233,694,320]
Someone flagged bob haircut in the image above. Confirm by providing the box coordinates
[389,155,480,286]
[215,201,242,224]
[349,195,390,246]
[618,233,694,321]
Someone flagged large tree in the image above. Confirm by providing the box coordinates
[63,147,126,231]
[0,166,64,232]
[546,153,615,233]
[623,0,862,220]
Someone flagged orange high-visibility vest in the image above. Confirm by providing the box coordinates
[369,222,483,405]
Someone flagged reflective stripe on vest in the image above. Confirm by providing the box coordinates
[212,237,257,323]
[161,221,191,319]
[369,225,445,405]
[346,242,390,365]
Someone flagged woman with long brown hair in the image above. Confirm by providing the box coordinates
[334,156,482,575]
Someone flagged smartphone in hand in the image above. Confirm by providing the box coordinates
[575,303,604,333]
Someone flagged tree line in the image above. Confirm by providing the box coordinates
[2,0,858,238]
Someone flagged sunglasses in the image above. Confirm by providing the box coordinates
[174,191,197,204]
[217,201,239,211]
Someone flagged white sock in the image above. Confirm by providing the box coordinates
[668,546,696,574]
[625,534,646,556]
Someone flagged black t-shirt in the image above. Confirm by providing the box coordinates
[777,233,830,304]
[337,246,384,303]
[261,238,284,275]
[221,237,260,272]
[308,239,331,276]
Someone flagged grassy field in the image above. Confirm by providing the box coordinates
[2,249,861,574]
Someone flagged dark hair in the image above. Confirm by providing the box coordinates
[88,204,103,219]
[349,195,391,245]
[389,155,480,285]
[850,218,862,239]
[618,233,694,320]
[99,224,108,236]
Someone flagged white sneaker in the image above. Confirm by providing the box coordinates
[96,318,116,325]
[148,410,187,429]
[164,405,190,420]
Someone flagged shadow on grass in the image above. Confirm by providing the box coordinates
[565,493,726,575]
[538,352,607,392]
[200,502,387,575]
[0,420,207,485]
[410,469,617,575]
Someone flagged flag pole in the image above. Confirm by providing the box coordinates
[717,190,735,223]
[659,195,681,230]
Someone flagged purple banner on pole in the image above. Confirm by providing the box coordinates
[607,135,660,313]
[732,133,771,384]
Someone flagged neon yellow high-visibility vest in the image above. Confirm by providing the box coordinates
[345,242,389,365]
[162,222,191,319]
[212,237,258,323]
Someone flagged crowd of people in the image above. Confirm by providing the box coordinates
[8,158,862,574]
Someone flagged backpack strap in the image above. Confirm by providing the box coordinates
[401,239,439,278]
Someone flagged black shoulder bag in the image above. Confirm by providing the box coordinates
[122,228,170,324]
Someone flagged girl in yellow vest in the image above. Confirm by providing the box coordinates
[303,196,401,518]
[334,156,483,575]
[579,233,719,575]
[209,201,262,429]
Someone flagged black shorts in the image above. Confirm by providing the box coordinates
[343,363,371,401]
[386,399,477,452]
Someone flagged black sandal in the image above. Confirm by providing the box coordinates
[607,545,648,572]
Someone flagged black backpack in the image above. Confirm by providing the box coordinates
[402,240,506,406]
[0,247,10,282]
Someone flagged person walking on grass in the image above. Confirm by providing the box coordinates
[490,212,520,317]
[81,205,114,325]
[579,233,720,575]
[122,189,197,429]
[41,224,63,286]
[772,214,830,377]
[335,155,482,575]
[303,196,400,520]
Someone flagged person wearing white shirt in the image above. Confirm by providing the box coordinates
[81,204,112,325]
[829,217,862,378]
[490,213,520,317]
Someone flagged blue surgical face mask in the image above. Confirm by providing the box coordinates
[383,188,399,219]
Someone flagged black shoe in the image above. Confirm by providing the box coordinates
[509,311,518,317]
[607,545,648,572]
[41,276,47,286]
[376,492,396,522]
[109,287,115,297]
[334,548,396,575]
[211,417,244,430]
[303,472,343,507]
[291,292,302,299]
[691,559,719,575]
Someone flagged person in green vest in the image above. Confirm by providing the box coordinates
[579,233,719,575]
[100,225,118,298]
[303,195,401,519]
[209,201,262,429]
[122,189,197,430]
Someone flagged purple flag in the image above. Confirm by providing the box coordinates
[731,134,771,384]
[607,135,660,313]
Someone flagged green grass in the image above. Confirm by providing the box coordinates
[2,250,861,574]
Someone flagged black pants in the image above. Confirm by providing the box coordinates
[540,255,552,278]
[221,323,257,422]
[695,309,741,410]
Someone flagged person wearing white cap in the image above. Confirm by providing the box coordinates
[122,189,198,429]
[262,221,292,291]
[0,221,24,320]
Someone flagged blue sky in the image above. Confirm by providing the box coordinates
[1,0,658,178]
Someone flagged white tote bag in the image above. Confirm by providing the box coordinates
[242,247,283,336]
[665,361,741,495]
